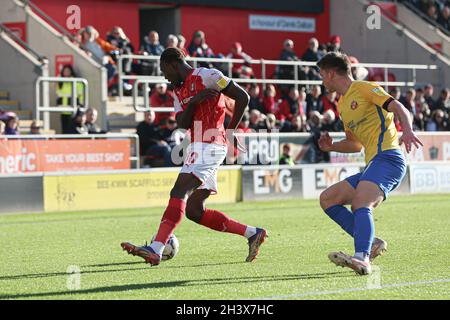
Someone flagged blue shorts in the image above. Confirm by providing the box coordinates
[346,149,406,199]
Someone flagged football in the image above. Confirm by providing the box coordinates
[152,234,179,261]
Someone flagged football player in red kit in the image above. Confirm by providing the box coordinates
[121,48,267,266]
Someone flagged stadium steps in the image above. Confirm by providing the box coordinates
[107,97,144,132]
[0,90,10,100]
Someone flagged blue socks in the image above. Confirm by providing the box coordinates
[324,205,375,257]
[324,205,354,236]
[353,207,375,255]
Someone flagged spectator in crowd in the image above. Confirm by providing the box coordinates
[166,34,179,48]
[85,107,104,134]
[277,39,299,93]
[249,109,267,131]
[298,111,330,163]
[188,30,215,67]
[276,87,305,122]
[434,87,450,113]
[248,84,264,113]
[4,115,19,135]
[262,84,277,114]
[321,109,341,132]
[226,42,253,78]
[265,113,278,132]
[67,109,88,135]
[56,64,85,134]
[424,83,436,109]
[322,90,339,120]
[306,85,324,117]
[150,83,175,125]
[349,56,369,80]
[280,115,309,133]
[136,110,173,166]
[141,30,165,56]
[427,2,439,20]
[80,26,117,81]
[301,38,322,81]
[327,35,342,52]
[413,87,431,130]
[437,5,450,29]
[140,30,165,76]
[29,121,41,135]
[279,143,295,165]
[400,88,417,114]
[106,26,135,81]
[177,34,188,56]
[159,116,180,150]
[389,87,402,101]
[426,109,449,131]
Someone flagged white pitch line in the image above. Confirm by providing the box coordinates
[255,278,450,300]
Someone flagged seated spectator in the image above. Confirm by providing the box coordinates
[280,115,309,133]
[277,39,298,82]
[177,34,189,56]
[150,83,175,125]
[249,109,267,131]
[322,90,339,119]
[226,42,253,78]
[85,107,104,134]
[136,110,173,166]
[301,38,322,81]
[159,116,181,149]
[106,26,134,80]
[322,109,340,132]
[349,56,369,80]
[265,113,279,132]
[306,85,324,117]
[29,121,41,135]
[248,84,264,113]
[166,34,178,48]
[414,87,431,131]
[67,109,88,135]
[56,64,85,134]
[434,88,450,113]
[299,111,330,163]
[327,35,342,52]
[424,83,436,110]
[5,115,19,135]
[426,3,439,21]
[426,109,449,131]
[140,31,164,76]
[262,84,277,114]
[400,88,417,114]
[389,87,402,101]
[437,5,450,29]
[188,30,215,68]
[80,26,117,81]
[276,87,306,122]
[279,144,295,165]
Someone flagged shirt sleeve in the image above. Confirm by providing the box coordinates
[362,82,394,111]
[200,68,232,92]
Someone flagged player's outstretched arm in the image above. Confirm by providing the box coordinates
[386,100,423,153]
[319,130,363,153]
[175,89,219,129]
[222,81,250,131]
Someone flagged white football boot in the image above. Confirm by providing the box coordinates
[328,251,372,275]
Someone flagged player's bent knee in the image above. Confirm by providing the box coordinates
[185,205,204,222]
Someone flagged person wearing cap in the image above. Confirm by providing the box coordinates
[150,83,175,125]
[226,42,253,78]
[327,35,342,52]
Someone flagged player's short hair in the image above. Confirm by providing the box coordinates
[317,52,351,75]
[160,47,186,65]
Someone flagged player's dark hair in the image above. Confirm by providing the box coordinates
[317,52,351,75]
[160,47,186,65]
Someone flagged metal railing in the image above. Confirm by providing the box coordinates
[117,54,438,111]
[3,133,140,169]
[35,76,89,130]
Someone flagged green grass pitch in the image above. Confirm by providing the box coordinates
[0,194,449,300]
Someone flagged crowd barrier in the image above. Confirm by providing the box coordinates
[0,162,448,214]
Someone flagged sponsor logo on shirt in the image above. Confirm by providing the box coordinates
[351,100,358,110]
[217,77,228,90]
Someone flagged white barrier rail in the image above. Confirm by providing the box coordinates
[35,76,89,130]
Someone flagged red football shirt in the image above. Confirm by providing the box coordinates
[173,68,231,145]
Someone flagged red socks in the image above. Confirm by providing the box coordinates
[154,198,186,244]
[199,208,247,236]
